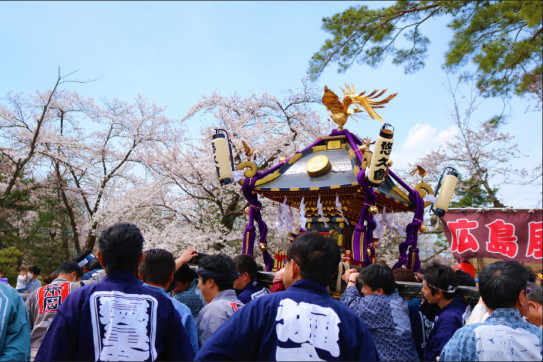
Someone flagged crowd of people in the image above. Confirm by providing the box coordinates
[0,221,541,361]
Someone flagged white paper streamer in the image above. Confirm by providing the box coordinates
[393,214,407,237]
[283,197,294,232]
[335,195,348,223]
[299,197,307,230]
[275,203,284,232]
[317,194,329,228]
[373,215,384,238]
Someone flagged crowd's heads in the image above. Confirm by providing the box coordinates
[422,262,457,300]
[86,258,102,272]
[233,254,258,281]
[526,282,543,327]
[392,267,418,283]
[98,223,144,274]
[73,250,95,272]
[139,248,175,287]
[18,266,28,273]
[286,232,340,286]
[57,262,83,280]
[197,254,239,291]
[479,260,528,310]
[360,263,396,295]
[29,266,41,277]
[175,263,197,284]
[455,269,476,287]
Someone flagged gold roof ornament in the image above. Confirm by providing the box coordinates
[322,84,397,130]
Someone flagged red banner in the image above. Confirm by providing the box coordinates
[440,208,542,264]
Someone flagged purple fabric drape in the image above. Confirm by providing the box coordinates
[241,177,273,271]
[389,170,423,272]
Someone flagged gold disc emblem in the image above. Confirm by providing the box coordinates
[306,155,331,177]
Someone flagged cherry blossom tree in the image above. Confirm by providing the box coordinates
[141,81,329,259]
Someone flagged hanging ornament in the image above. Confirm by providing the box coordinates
[374,214,384,238]
[283,197,293,233]
[335,195,348,223]
[275,203,284,233]
[317,194,329,228]
[299,197,307,231]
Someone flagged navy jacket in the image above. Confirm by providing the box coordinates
[421,296,467,361]
[196,279,378,361]
[35,270,194,361]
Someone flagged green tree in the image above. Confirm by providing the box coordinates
[309,1,542,103]
[0,246,24,288]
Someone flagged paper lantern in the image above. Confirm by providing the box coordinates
[432,167,459,216]
[366,123,394,186]
[212,129,234,185]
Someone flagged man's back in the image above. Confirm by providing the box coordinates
[195,279,377,361]
[440,308,543,361]
[35,271,194,361]
[25,277,82,356]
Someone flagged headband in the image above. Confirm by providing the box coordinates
[424,279,457,293]
[196,268,239,282]
[78,254,94,268]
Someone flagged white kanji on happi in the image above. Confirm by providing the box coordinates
[275,298,340,360]
[90,291,158,361]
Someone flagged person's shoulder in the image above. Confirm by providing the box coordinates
[171,297,192,315]
[521,320,543,337]
[0,282,19,298]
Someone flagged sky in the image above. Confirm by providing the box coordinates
[1,1,541,208]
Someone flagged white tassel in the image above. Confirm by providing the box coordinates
[275,202,284,232]
[299,197,307,230]
[335,195,348,223]
[283,198,293,232]
[374,215,384,238]
[317,194,329,228]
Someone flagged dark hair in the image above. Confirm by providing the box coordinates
[479,261,528,310]
[393,267,418,282]
[86,258,101,271]
[528,282,543,305]
[287,232,340,285]
[422,262,457,300]
[174,263,196,284]
[98,223,144,274]
[361,263,396,295]
[198,254,237,291]
[0,267,3,275]
[18,266,28,272]
[139,248,175,286]
[455,269,476,287]
[29,266,41,276]
[58,262,83,279]
[233,254,258,281]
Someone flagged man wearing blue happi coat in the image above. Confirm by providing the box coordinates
[196,232,378,361]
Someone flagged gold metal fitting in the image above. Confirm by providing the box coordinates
[386,160,393,167]
[419,224,427,233]
[368,206,379,215]
[258,242,268,252]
